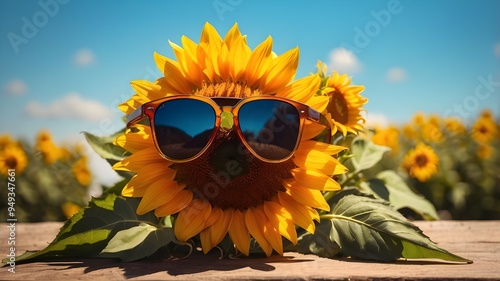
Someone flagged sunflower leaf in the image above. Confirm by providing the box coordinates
[350,138,390,172]
[322,191,472,263]
[6,194,162,264]
[82,130,129,163]
[100,223,175,262]
[361,170,439,220]
[290,220,341,258]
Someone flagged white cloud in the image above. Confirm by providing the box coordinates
[327,48,362,74]
[495,43,500,58]
[364,112,391,128]
[386,67,407,82]
[4,79,27,95]
[25,92,114,121]
[73,49,96,66]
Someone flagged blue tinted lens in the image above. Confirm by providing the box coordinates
[154,99,216,160]
[238,100,300,160]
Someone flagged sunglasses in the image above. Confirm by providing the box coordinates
[126,95,331,163]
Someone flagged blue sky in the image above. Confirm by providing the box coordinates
[1,0,499,185]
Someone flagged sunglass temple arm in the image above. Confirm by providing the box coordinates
[307,107,332,143]
[126,106,144,127]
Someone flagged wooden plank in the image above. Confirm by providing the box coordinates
[1,221,499,280]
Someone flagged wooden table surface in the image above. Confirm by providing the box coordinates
[1,221,499,280]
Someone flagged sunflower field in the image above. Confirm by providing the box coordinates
[368,110,500,220]
[0,130,94,222]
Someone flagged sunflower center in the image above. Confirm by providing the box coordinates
[172,132,295,211]
[328,91,349,124]
[479,125,488,134]
[415,154,428,167]
[194,80,262,98]
[5,156,18,169]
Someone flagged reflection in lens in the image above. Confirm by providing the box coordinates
[238,100,300,160]
[154,99,216,160]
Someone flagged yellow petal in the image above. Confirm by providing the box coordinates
[136,175,185,215]
[264,200,297,245]
[245,207,273,256]
[121,163,171,197]
[161,52,193,94]
[260,47,299,94]
[291,167,341,191]
[121,176,146,197]
[200,208,233,254]
[130,80,164,101]
[170,37,208,87]
[210,209,232,246]
[114,125,153,153]
[199,228,212,254]
[307,95,329,112]
[154,190,193,217]
[200,22,223,79]
[113,147,167,172]
[244,36,273,86]
[119,96,145,115]
[153,51,167,75]
[283,179,330,211]
[229,209,251,256]
[297,140,346,156]
[228,35,251,81]
[293,149,348,177]
[217,43,230,80]
[301,120,328,141]
[199,207,221,253]
[276,74,320,103]
[251,205,283,255]
[174,199,211,241]
[278,192,317,233]
[223,23,243,49]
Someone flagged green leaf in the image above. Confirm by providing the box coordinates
[350,138,390,172]
[82,130,132,179]
[290,221,341,258]
[4,194,163,264]
[323,192,472,263]
[100,223,175,262]
[82,130,129,162]
[362,170,439,220]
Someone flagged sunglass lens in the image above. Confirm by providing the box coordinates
[154,99,215,160]
[238,100,300,160]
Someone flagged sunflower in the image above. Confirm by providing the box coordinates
[0,145,28,175]
[371,126,400,154]
[411,112,426,127]
[0,134,15,151]
[316,62,368,136]
[402,143,439,182]
[421,122,444,143]
[471,115,498,144]
[444,117,466,135]
[72,156,92,186]
[114,23,348,256]
[402,123,418,140]
[62,202,82,219]
[476,144,493,160]
[35,130,61,164]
